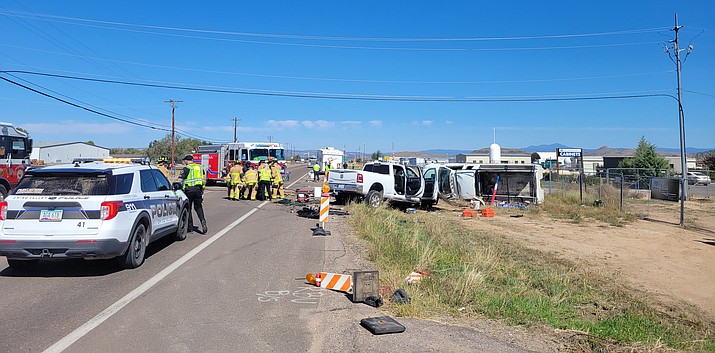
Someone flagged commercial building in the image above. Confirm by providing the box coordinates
[455,153,531,165]
[30,142,110,164]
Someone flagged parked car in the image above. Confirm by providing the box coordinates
[327,161,439,207]
[687,171,711,185]
[0,159,190,270]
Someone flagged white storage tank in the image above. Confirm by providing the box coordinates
[489,143,501,164]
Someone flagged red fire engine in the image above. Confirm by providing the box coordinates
[193,142,286,185]
[0,122,33,199]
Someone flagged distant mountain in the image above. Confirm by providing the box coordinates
[521,143,573,152]
[418,149,471,156]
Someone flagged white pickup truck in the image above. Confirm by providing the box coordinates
[327,161,440,207]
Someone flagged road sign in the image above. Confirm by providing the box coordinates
[557,148,582,158]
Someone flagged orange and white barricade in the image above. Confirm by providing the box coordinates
[406,271,426,284]
[320,272,352,293]
[319,193,329,224]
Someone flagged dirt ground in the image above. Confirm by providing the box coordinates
[455,197,715,322]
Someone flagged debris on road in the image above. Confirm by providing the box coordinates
[360,316,406,335]
[390,289,411,304]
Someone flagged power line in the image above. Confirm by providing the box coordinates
[0,44,675,84]
[0,11,661,51]
[1,10,669,42]
[1,70,677,102]
[0,73,226,142]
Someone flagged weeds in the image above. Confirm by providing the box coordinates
[348,204,714,352]
[535,187,635,226]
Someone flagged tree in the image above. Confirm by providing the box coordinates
[146,134,208,164]
[618,136,671,176]
[701,152,715,171]
[16,127,30,136]
[370,150,382,161]
[86,140,96,146]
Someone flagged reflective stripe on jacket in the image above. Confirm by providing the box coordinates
[259,167,272,182]
[183,163,205,187]
[244,170,258,183]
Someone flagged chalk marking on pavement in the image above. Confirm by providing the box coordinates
[43,204,265,353]
[44,169,310,352]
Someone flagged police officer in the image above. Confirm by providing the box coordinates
[312,162,320,182]
[242,164,258,200]
[229,161,244,200]
[178,154,208,234]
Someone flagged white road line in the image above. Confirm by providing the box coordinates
[44,169,309,352]
[43,203,267,353]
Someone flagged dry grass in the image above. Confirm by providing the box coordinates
[348,203,715,352]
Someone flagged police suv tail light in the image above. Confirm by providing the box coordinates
[100,201,123,220]
[0,201,7,220]
[357,173,363,184]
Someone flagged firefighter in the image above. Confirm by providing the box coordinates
[156,157,171,180]
[257,161,272,201]
[271,161,284,199]
[229,161,244,200]
[178,154,208,234]
[242,164,258,200]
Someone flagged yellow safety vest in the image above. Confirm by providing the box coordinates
[259,167,272,182]
[183,163,205,187]
[313,164,319,172]
[244,170,258,184]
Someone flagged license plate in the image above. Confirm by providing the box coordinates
[40,210,63,222]
[334,184,345,190]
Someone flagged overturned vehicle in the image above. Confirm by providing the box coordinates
[429,163,544,205]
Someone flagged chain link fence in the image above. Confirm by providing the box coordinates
[542,168,713,230]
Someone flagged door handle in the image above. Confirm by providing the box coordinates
[144,195,151,200]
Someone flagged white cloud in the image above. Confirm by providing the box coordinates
[341,120,361,127]
[369,120,382,127]
[302,120,335,129]
[445,120,454,125]
[422,120,433,127]
[267,120,300,129]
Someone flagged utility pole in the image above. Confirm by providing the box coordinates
[232,117,241,143]
[267,134,273,143]
[671,14,688,226]
[165,99,182,171]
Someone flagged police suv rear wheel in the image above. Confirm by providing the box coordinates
[120,223,147,269]
[174,207,189,241]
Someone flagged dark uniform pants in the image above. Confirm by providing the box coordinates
[185,185,206,228]
[258,180,272,201]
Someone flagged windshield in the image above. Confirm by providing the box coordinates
[270,149,286,161]
[12,173,110,196]
[249,148,269,161]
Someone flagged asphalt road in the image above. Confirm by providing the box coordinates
[0,164,542,353]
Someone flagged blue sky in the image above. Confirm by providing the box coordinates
[1,1,713,153]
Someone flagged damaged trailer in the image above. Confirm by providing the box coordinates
[434,163,544,205]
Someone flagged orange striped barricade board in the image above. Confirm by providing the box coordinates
[319,193,330,223]
[320,272,352,293]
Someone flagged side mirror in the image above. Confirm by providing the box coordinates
[173,182,183,191]
[27,138,33,154]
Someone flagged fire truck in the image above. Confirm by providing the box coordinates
[193,142,286,185]
[0,122,33,200]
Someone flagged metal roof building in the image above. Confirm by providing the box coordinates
[30,142,110,164]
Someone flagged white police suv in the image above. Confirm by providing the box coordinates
[0,159,189,270]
